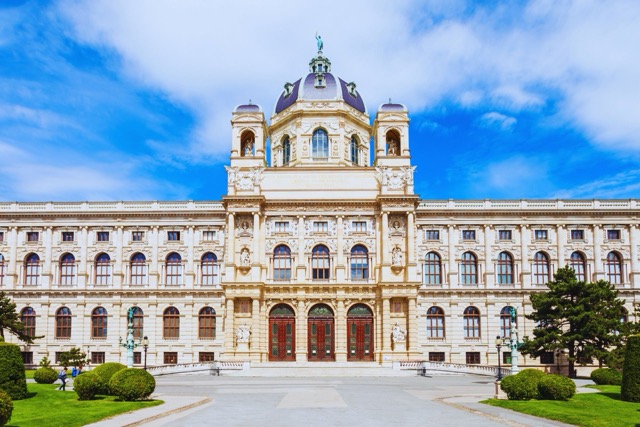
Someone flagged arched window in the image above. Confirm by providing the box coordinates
[132,307,144,339]
[95,253,111,285]
[201,252,219,285]
[20,307,36,338]
[606,252,623,285]
[198,307,216,339]
[532,252,550,285]
[166,252,182,285]
[312,128,329,159]
[497,252,514,285]
[0,254,4,286]
[500,306,513,338]
[426,306,445,338]
[424,252,442,285]
[55,307,72,339]
[570,251,587,282]
[350,135,359,164]
[25,253,41,286]
[60,253,76,285]
[350,245,369,280]
[163,307,180,339]
[91,307,108,339]
[130,253,147,285]
[273,245,292,280]
[460,252,478,284]
[463,306,480,338]
[311,245,330,279]
[282,136,291,165]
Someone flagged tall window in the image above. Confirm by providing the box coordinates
[606,252,623,285]
[130,253,147,285]
[20,307,36,338]
[0,254,4,286]
[163,307,180,339]
[25,253,40,286]
[198,307,216,339]
[497,252,514,284]
[55,307,72,339]
[201,252,219,285]
[166,252,182,285]
[91,307,108,339]
[59,253,76,285]
[500,306,513,338]
[532,252,550,285]
[312,128,329,159]
[132,307,144,339]
[350,245,369,279]
[95,253,111,285]
[273,245,292,280]
[282,136,291,165]
[426,306,445,338]
[463,306,480,338]
[569,251,587,282]
[350,135,359,164]
[424,252,442,285]
[311,245,330,279]
[460,252,478,284]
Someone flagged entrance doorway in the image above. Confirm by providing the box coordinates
[307,304,334,361]
[269,304,295,361]
[347,304,374,361]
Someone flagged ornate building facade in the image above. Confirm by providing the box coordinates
[2,49,639,370]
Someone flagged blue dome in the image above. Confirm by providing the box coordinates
[234,103,262,113]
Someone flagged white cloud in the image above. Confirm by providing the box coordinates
[478,112,517,131]
[552,169,640,199]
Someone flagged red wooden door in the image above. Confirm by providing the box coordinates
[269,316,295,361]
[308,318,334,361]
[347,317,374,361]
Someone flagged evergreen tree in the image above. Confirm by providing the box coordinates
[520,267,625,378]
[0,292,42,344]
[58,347,88,369]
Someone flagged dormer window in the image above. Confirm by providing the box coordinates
[317,64,323,73]
[347,82,357,97]
[316,76,325,87]
[283,82,293,97]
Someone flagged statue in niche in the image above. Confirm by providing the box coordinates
[236,323,251,343]
[240,248,251,266]
[242,137,254,157]
[392,246,403,266]
[392,322,406,342]
[387,139,399,156]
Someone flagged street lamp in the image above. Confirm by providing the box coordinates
[141,336,149,370]
[495,335,504,381]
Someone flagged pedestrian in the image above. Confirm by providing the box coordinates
[57,367,67,391]
[71,366,78,378]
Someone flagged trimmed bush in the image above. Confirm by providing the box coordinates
[92,362,126,395]
[73,372,101,400]
[109,368,155,401]
[621,335,640,402]
[538,374,576,401]
[591,368,622,385]
[0,390,12,427]
[0,342,27,400]
[33,367,58,384]
[500,369,544,401]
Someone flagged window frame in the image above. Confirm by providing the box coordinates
[55,307,72,339]
[198,307,216,340]
[606,251,623,284]
[569,251,587,282]
[165,252,183,285]
[130,253,147,285]
[91,307,108,339]
[163,307,180,339]
[311,128,329,160]
[460,252,478,284]
[350,244,369,280]
[273,245,292,281]
[532,251,550,285]
[59,253,76,286]
[463,306,480,338]
[25,253,41,286]
[20,307,36,338]
[424,252,442,285]
[497,251,514,285]
[201,252,219,285]
[95,253,111,285]
[426,306,445,338]
[311,245,331,280]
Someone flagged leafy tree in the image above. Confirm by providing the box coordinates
[58,347,88,369]
[520,267,625,378]
[0,292,43,344]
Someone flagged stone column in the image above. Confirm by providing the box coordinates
[151,226,159,287]
[520,225,529,287]
[382,298,391,352]
[336,216,345,281]
[484,225,492,288]
[227,213,235,281]
[296,299,307,362]
[448,225,457,287]
[407,212,415,263]
[593,225,603,280]
[382,212,389,263]
[251,298,260,359]
[557,225,566,269]
[43,227,53,288]
[115,226,124,288]
[630,224,639,287]
[407,298,418,354]
[297,216,305,281]
[79,227,88,287]
[187,226,195,288]
[335,298,347,362]
[8,227,17,286]
[225,298,235,356]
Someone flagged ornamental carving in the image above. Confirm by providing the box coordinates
[225,166,264,190]
[376,166,416,190]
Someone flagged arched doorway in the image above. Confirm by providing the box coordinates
[269,304,295,361]
[308,304,334,361]
[347,304,374,361]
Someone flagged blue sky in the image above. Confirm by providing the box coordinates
[1,0,640,202]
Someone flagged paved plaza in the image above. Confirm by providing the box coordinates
[89,374,574,427]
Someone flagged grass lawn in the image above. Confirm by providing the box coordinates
[483,385,640,427]
[8,383,163,427]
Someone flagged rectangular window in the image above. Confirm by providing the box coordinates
[236,299,251,314]
[570,229,584,240]
[466,352,481,365]
[21,351,33,365]
[133,352,141,365]
[352,221,367,233]
[97,231,109,242]
[91,352,106,364]
[391,300,404,313]
[607,229,621,240]
[0,232,4,242]
[425,230,440,240]
[132,231,144,241]
[503,352,511,364]
[540,352,555,365]
[428,352,445,362]
[498,230,512,240]
[164,352,178,365]
[462,230,476,240]
[274,221,289,233]
[27,232,39,242]
[534,229,548,240]
[202,230,217,241]
[62,232,74,242]
[55,352,63,364]
[199,352,215,362]
[313,221,329,233]
[168,231,180,241]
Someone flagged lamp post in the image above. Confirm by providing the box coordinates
[141,336,149,370]
[495,335,504,380]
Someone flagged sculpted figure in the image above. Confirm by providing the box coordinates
[392,322,406,342]
[236,323,250,343]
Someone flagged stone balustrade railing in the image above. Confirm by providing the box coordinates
[418,199,639,211]
[0,200,224,212]
[399,360,511,377]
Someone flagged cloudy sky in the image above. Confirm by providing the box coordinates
[1,0,639,202]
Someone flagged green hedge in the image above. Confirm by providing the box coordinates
[621,335,640,402]
[109,369,155,401]
[501,369,576,401]
[73,373,101,400]
[33,367,58,384]
[0,343,27,400]
[0,390,12,427]
[591,368,622,385]
[538,374,576,401]
[91,362,126,395]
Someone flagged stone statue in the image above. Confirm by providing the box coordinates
[388,140,398,155]
[315,33,323,52]
[240,248,251,266]
[392,246,403,265]
[392,322,406,342]
[509,306,517,324]
[236,323,250,343]
[243,138,254,156]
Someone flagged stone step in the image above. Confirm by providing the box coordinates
[220,362,419,377]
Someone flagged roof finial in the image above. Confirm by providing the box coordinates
[249,99,252,105]
[315,32,323,53]
[389,98,392,104]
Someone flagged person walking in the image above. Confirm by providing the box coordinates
[57,367,67,391]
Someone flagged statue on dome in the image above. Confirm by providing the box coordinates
[315,33,323,52]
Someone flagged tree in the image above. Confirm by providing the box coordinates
[0,292,42,344]
[58,347,88,369]
[520,267,626,378]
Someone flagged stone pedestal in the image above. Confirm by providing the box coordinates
[236,342,249,352]
[392,341,406,352]
[494,380,507,399]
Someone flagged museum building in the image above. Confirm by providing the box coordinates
[1,49,639,370]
